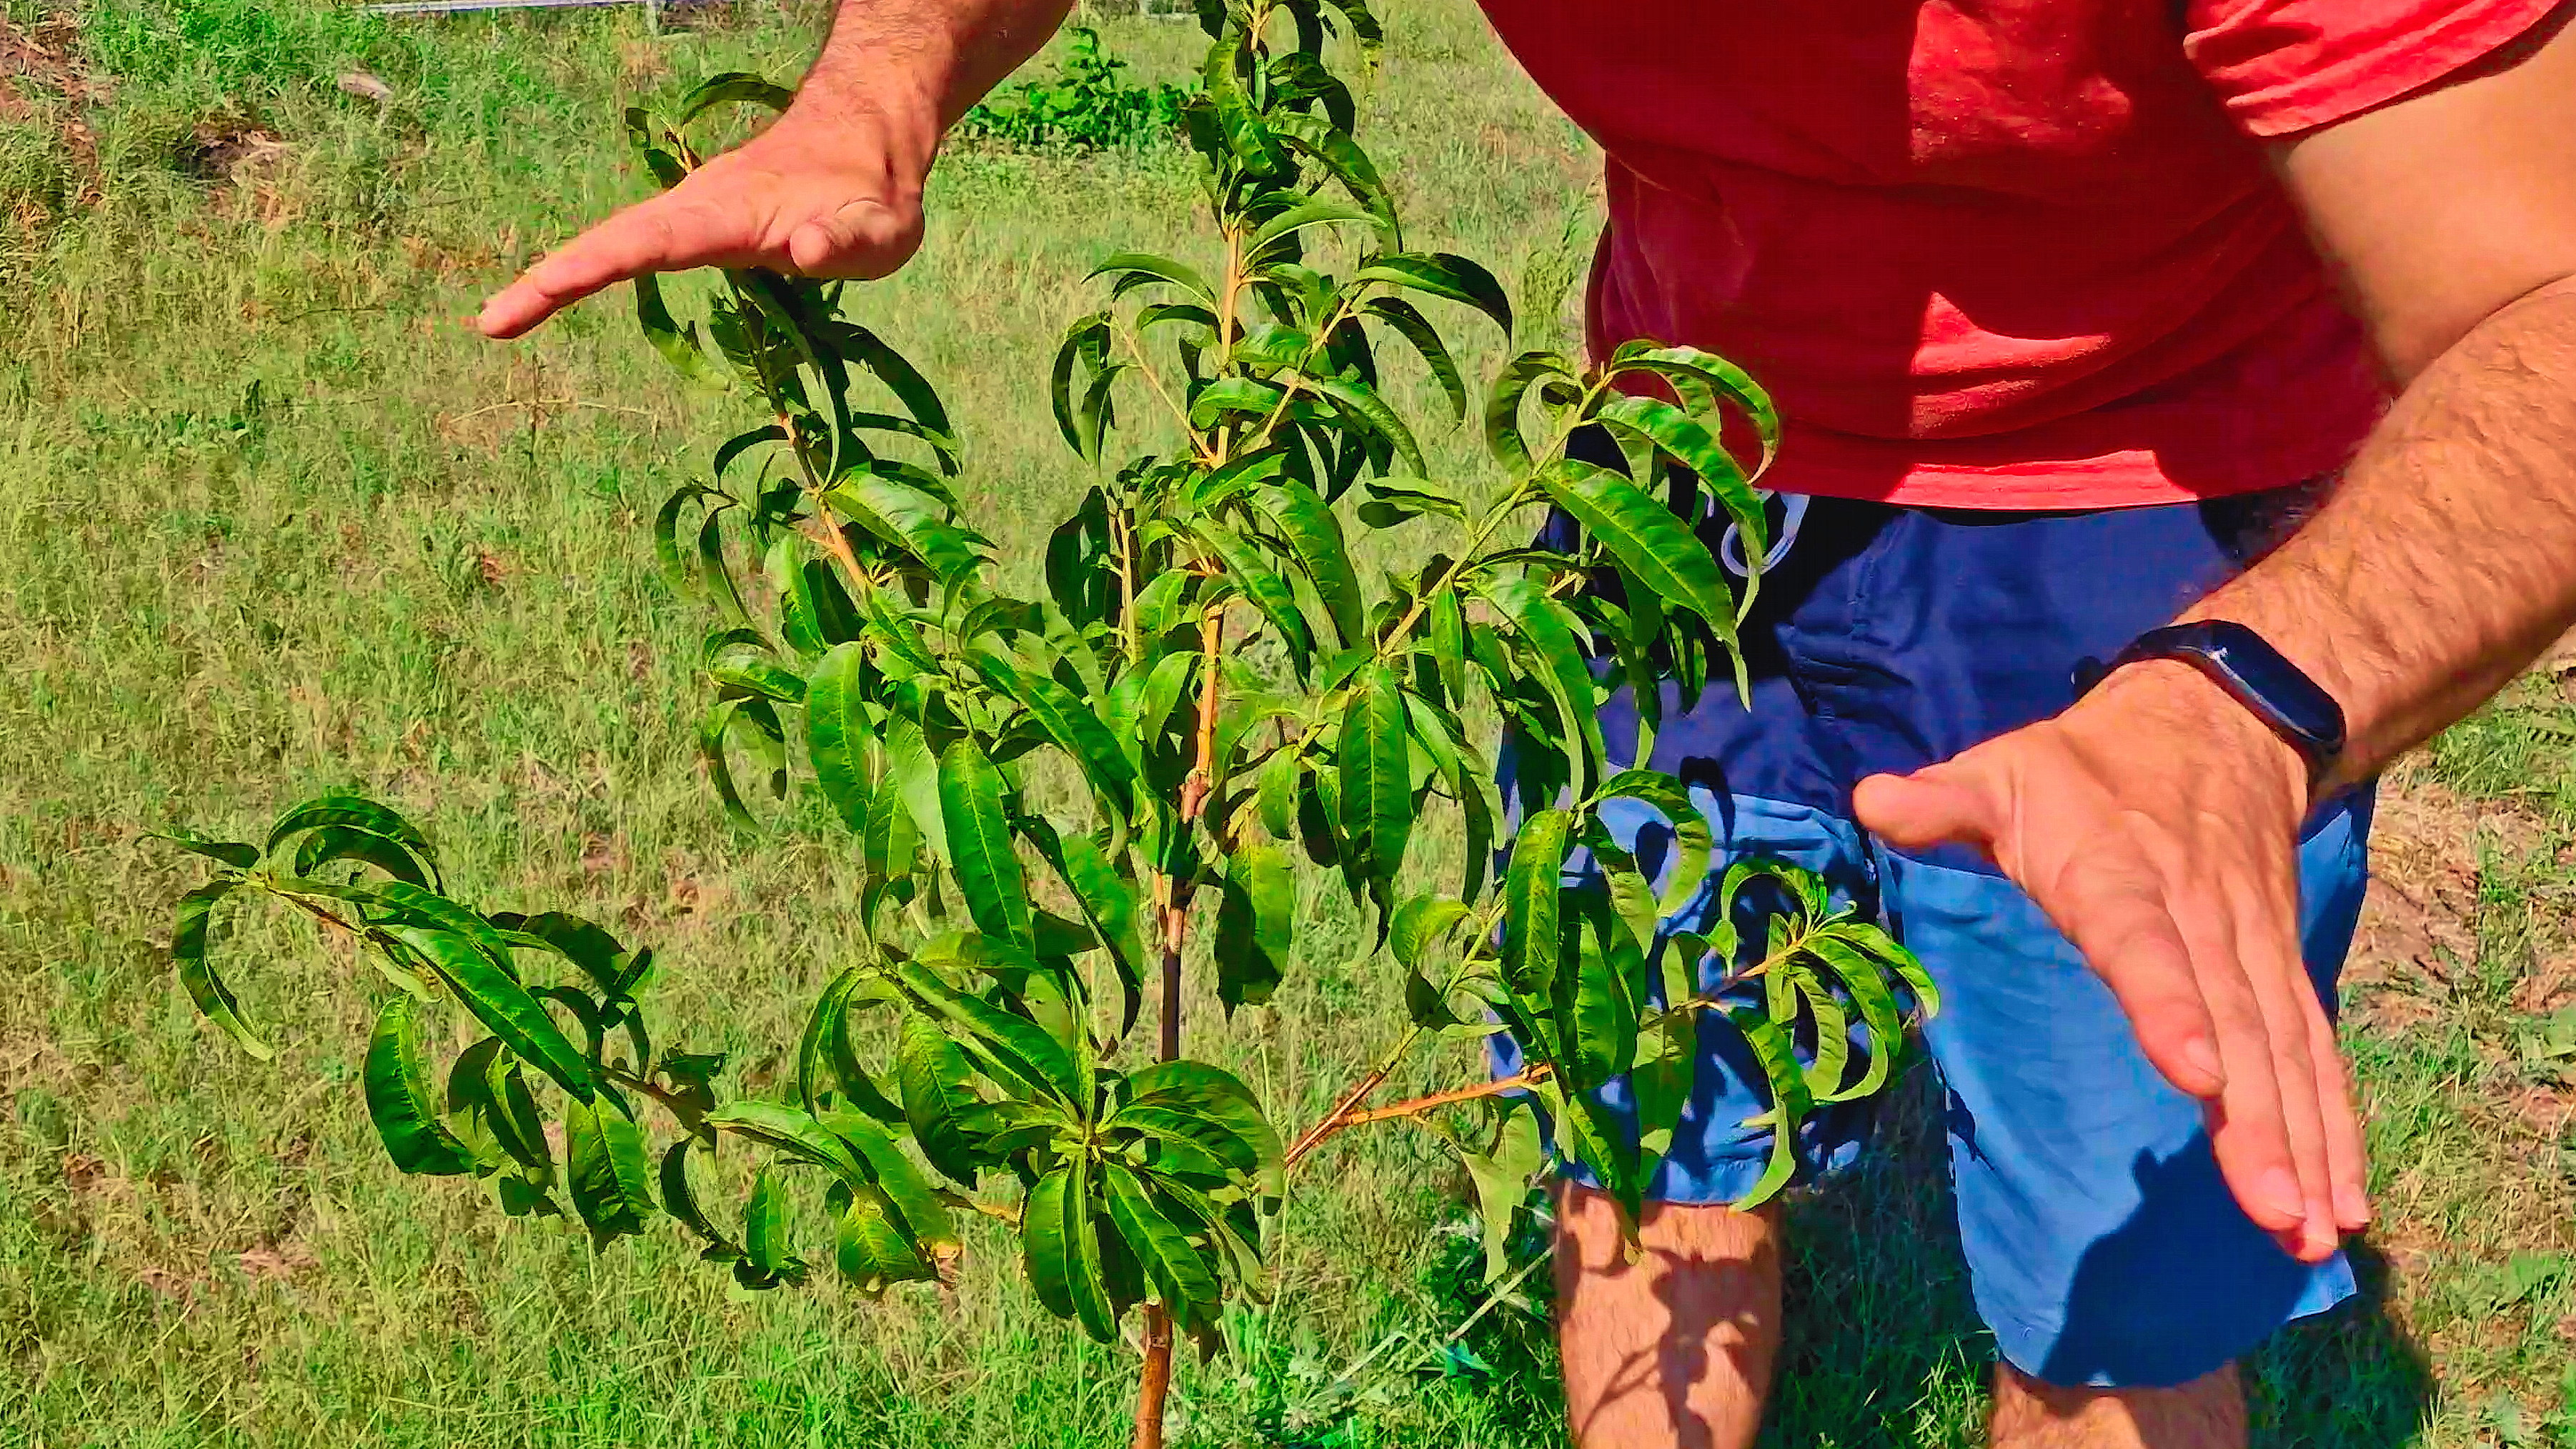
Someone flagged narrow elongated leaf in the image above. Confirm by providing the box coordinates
[1390,894,1471,972]
[565,1092,657,1246]
[1193,522,1312,679]
[1538,457,1736,634]
[448,1037,550,1172]
[1103,1162,1223,1333]
[1351,252,1513,336]
[883,715,948,863]
[362,995,475,1175]
[158,830,260,870]
[1214,838,1295,1010]
[1462,1105,1544,1283]
[660,1140,742,1260]
[264,795,439,887]
[1503,810,1574,997]
[824,1108,959,1255]
[677,71,795,122]
[1088,251,1218,305]
[898,1012,983,1188]
[805,642,875,835]
[292,825,431,888]
[1804,935,1906,1104]
[835,1182,938,1293]
[1125,1060,1283,1193]
[799,967,905,1122]
[1336,662,1413,907]
[1020,1165,1087,1330]
[173,882,269,1060]
[740,1166,807,1287]
[1249,478,1363,649]
[1050,830,1145,1037]
[1483,351,1578,474]
[382,925,593,1102]
[1481,574,1604,791]
[635,274,724,389]
[1063,1155,1119,1342]
[1303,372,1423,477]
[897,962,1084,1107]
[938,738,1033,950]
[1596,394,1765,555]
[1363,297,1466,419]
[1003,664,1135,807]
[706,1099,868,1185]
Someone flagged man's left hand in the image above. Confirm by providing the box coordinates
[1852,660,2369,1263]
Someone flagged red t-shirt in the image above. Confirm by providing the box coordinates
[1476,0,2560,507]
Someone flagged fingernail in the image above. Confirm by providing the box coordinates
[2258,1168,2305,1224]
[2335,1185,2372,1228]
[2183,1037,2225,1089]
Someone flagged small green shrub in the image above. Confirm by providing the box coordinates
[955,26,1192,154]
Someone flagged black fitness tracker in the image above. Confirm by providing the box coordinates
[2072,620,2347,786]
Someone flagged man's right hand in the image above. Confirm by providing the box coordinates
[474,99,935,340]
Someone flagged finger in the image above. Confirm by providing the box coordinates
[2304,982,2372,1232]
[477,194,763,339]
[787,199,923,279]
[2157,876,2308,1237]
[1851,765,2000,857]
[2219,872,2339,1260]
[2027,846,2232,1102]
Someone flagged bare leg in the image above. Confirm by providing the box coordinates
[1989,1362,2247,1449]
[1553,1180,1783,1449]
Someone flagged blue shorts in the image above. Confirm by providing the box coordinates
[1512,480,2369,1389]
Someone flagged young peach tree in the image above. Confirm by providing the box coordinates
[159,4,1933,1445]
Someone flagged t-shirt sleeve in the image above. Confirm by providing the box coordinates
[2184,0,2565,136]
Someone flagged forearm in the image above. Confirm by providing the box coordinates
[2186,276,2576,791]
[797,0,1075,137]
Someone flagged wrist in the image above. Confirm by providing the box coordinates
[2079,659,2314,807]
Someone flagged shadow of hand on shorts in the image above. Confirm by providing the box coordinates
[2049,1145,2435,1445]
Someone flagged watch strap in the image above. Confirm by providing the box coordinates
[2072,620,2347,784]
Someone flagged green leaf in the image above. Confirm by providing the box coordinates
[700,696,788,832]
[834,1181,938,1294]
[291,825,431,889]
[1806,935,1906,1104]
[676,71,796,124]
[1462,1103,1543,1283]
[1193,522,1312,680]
[824,1108,960,1256]
[1595,394,1765,563]
[173,881,269,1061]
[264,794,439,889]
[1021,1166,1080,1321]
[1390,894,1472,972]
[1201,45,1285,176]
[740,1165,808,1288]
[1303,372,1423,478]
[1248,478,1363,649]
[1725,1006,1812,1210]
[362,995,475,1175]
[634,274,724,390]
[1591,771,1714,920]
[565,1092,657,1247]
[1088,251,1218,305]
[828,319,958,449]
[1064,1155,1120,1341]
[1839,920,1941,1016]
[883,714,949,863]
[447,1036,550,1173]
[823,472,985,582]
[157,830,260,870]
[798,967,905,1122]
[1503,810,1574,998]
[1537,457,1737,636]
[660,1140,742,1260]
[1247,197,1384,259]
[1351,252,1512,336]
[1608,343,1781,477]
[1103,1162,1223,1333]
[1480,573,1604,792]
[1362,297,1466,419]
[1125,1060,1283,1195]
[938,737,1034,951]
[1215,837,1296,1010]
[898,1012,984,1189]
[999,663,1136,807]
[1483,351,1578,474]
[1049,830,1146,1039]
[382,925,593,1103]
[805,642,876,835]
[896,962,1085,1107]
[1337,662,1414,910]
[706,1099,868,1186]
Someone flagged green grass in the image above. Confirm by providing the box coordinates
[2,1,2570,1444]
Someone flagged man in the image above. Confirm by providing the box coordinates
[477,1,2576,1443]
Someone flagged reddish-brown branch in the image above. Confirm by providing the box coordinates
[1286,1067,1555,1170]
[1133,1308,1175,1449]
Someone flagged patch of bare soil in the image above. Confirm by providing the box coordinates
[0,9,107,207]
